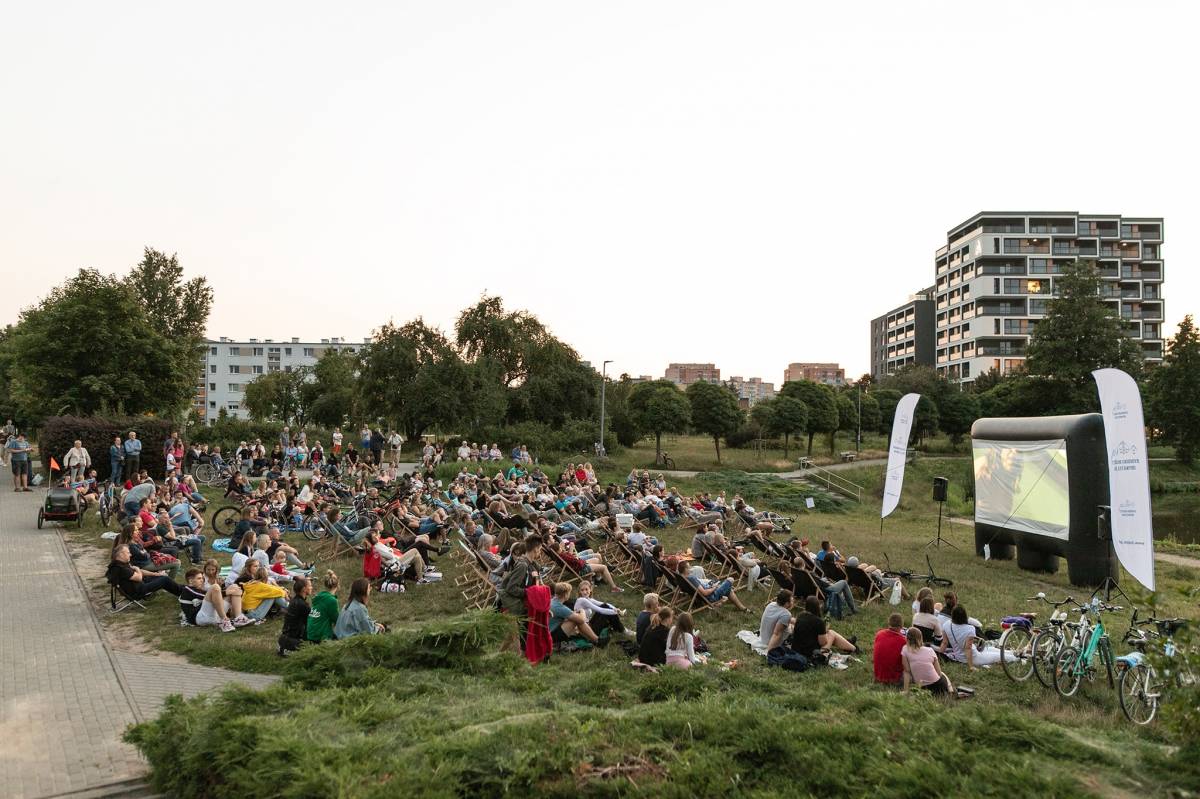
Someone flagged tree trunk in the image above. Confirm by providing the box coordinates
[807,432,815,457]
[655,432,662,461]
[713,435,721,464]
[783,433,790,460]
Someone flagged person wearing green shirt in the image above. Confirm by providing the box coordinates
[306,571,341,642]
[506,461,526,481]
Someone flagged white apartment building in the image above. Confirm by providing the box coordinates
[195,336,368,423]
[726,376,776,407]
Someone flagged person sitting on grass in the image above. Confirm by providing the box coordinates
[107,544,182,600]
[178,568,236,632]
[119,525,180,582]
[912,586,942,615]
[638,606,674,668]
[911,596,944,646]
[904,626,953,696]
[679,560,751,612]
[760,589,796,651]
[636,593,661,646]
[235,559,290,622]
[265,525,310,570]
[549,582,603,648]
[570,579,627,638]
[873,613,908,686]
[157,509,204,564]
[938,592,982,632]
[200,559,248,622]
[665,612,705,669]
[791,595,857,662]
[334,578,385,638]
[940,604,1012,670]
[278,576,312,655]
[307,571,341,643]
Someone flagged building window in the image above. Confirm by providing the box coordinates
[252,347,264,356]
[228,383,242,392]
[210,346,218,355]
[303,348,315,357]
[284,366,292,373]
[252,365,264,374]
[229,346,240,356]
[268,347,280,353]
[209,401,216,408]
[210,365,217,374]
[285,348,292,355]
[209,382,216,391]
[229,365,241,374]
[227,402,240,411]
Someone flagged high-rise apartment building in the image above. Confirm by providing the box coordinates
[664,363,721,386]
[726,376,776,407]
[870,287,935,379]
[783,362,845,386]
[196,336,368,423]
[931,212,1164,384]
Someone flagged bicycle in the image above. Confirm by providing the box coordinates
[1024,593,1079,688]
[1118,612,1193,725]
[1053,599,1123,698]
[191,460,233,487]
[881,554,953,588]
[999,593,1074,684]
[654,451,676,470]
[97,481,115,526]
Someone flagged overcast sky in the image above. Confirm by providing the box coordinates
[2,2,1197,383]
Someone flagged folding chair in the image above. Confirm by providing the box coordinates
[107,574,148,614]
[543,546,588,585]
[845,563,885,605]
[314,515,357,561]
[700,541,738,580]
[789,567,825,604]
[666,569,716,616]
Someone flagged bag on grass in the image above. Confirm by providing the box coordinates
[767,646,809,672]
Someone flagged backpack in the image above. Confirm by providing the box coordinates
[767,646,809,672]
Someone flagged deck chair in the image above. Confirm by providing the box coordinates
[764,565,794,594]
[455,540,498,609]
[544,546,588,585]
[667,569,717,616]
[845,564,885,605]
[313,514,357,561]
[789,567,825,603]
[700,541,738,580]
[818,558,849,583]
[107,572,149,614]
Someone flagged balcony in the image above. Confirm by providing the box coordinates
[977,304,1026,316]
[1121,225,1161,240]
[1143,285,1160,299]
[978,345,1027,357]
[979,263,1026,276]
[1100,245,1141,259]
[1003,238,1050,254]
[1123,266,1162,280]
[1079,222,1119,238]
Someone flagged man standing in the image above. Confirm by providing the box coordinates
[387,429,403,465]
[369,428,384,466]
[123,431,142,480]
[280,426,291,452]
[332,427,343,455]
[1,419,15,466]
[63,439,91,481]
[108,436,125,484]
[8,432,31,491]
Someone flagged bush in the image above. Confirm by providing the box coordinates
[464,421,617,462]
[188,418,338,458]
[725,428,783,450]
[38,415,174,480]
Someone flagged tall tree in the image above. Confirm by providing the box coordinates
[357,320,462,440]
[686,381,743,464]
[243,368,311,426]
[308,349,360,430]
[628,380,691,461]
[872,388,902,434]
[858,392,881,434]
[1025,259,1143,394]
[1147,315,1200,463]
[938,391,980,450]
[768,395,808,460]
[454,294,549,388]
[911,396,940,446]
[748,399,777,459]
[779,380,839,456]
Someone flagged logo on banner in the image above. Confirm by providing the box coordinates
[1112,401,1129,420]
[1119,499,1137,519]
[1110,440,1141,473]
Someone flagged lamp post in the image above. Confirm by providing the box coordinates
[599,360,613,457]
[856,383,862,453]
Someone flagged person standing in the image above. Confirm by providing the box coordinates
[369,429,384,466]
[1,420,15,466]
[280,426,291,452]
[63,439,91,482]
[359,425,371,454]
[8,432,32,491]
[108,436,125,485]
[123,431,142,480]
[387,430,402,465]
[331,427,343,455]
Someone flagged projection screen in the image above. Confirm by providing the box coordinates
[973,439,1070,539]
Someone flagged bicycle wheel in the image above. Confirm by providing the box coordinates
[99,499,111,526]
[1119,663,1158,725]
[1030,629,1061,688]
[193,462,217,485]
[927,577,953,587]
[1054,646,1083,697]
[211,506,242,538]
[302,516,325,541]
[1000,626,1035,682]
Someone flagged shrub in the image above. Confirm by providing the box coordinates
[38,415,174,480]
[188,418,338,458]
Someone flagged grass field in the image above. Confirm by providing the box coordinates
[61,459,1200,798]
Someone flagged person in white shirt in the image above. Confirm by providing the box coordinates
[665,612,705,669]
[63,440,91,481]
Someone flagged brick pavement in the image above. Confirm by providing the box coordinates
[0,487,278,799]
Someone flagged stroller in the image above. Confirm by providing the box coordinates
[39,487,84,529]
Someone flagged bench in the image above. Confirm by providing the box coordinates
[839,451,857,463]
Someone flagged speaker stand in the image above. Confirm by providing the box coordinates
[926,499,957,549]
[1090,576,1130,605]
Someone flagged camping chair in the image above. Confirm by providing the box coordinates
[313,514,357,561]
[543,546,588,585]
[845,564,885,605]
[818,558,849,583]
[107,573,148,614]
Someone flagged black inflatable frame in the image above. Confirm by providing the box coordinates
[971,413,1116,587]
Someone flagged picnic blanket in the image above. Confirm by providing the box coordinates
[736,630,770,657]
[212,538,237,554]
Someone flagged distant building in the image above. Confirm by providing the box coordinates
[870,287,936,380]
[665,362,721,387]
[197,336,369,423]
[726,376,776,407]
[783,362,845,386]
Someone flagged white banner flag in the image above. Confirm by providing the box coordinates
[882,393,920,519]
[1092,368,1155,591]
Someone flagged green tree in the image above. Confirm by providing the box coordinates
[308,349,360,430]
[873,388,902,433]
[507,340,598,427]
[938,391,980,450]
[454,294,550,389]
[357,320,463,440]
[911,396,940,446]
[767,395,808,460]
[1026,260,1143,396]
[779,380,838,456]
[858,392,881,434]
[1147,315,1200,463]
[6,267,208,421]
[686,381,743,464]
[976,375,1063,419]
[628,380,690,462]
[605,376,641,448]
[243,369,311,426]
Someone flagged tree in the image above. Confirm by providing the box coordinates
[628,380,690,461]
[779,380,838,456]
[454,294,550,389]
[5,266,208,422]
[605,376,641,448]
[747,399,777,459]
[1147,315,1200,463]
[767,395,808,460]
[911,396,940,446]
[357,320,463,440]
[938,391,980,450]
[507,340,598,427]
[1026,260,1143,399]
[686,381,743,464]
[873,389,902,433]
[858,392,881,434]
[308,349,360,430]
[976,375,1064,419]
[243,369,311,426]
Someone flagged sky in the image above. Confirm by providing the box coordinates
[2,1,1198,384]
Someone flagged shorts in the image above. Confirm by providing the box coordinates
[11,460,26,475]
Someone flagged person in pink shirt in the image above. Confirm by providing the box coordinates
[902,627,953,696]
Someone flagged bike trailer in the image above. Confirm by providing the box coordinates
[39,487,83,528]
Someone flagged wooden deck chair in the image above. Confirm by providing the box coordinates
[543,546,588,585]
[789,567,825,603]
[313,514,356,561]
[764,565,795,594]
[456,541,498,609]
[700,540,738,580]
[669,569,718,616]
[844,564,885,605]
[818,558,849,583]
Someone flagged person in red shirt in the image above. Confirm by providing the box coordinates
[873,613,907,685]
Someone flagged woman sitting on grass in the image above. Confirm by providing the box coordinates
[307,571,340,642]
[549,582,603,648]
[235,559,289,621]
[201,559,245,619]
[665,612,705,669]
[940,604,1013,670]
[911,596,944,645]
[791,595,857,661]
[278,576,312,655]
[638,606,673,667]
[334,578,385,638]
[903,625,953,695]
[178,568,238,632]
[677,560,751,612]
[570,579,627,638]
[636,593,660,646]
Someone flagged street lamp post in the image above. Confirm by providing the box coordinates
[856,384,862,453]
[599,360,613,457]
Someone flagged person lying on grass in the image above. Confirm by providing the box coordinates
[335,578,385,638]
[549,582,604,648]
[678,560,751,612]
[791,595,857,661]
[665,612,705,669]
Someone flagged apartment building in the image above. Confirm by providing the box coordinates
[870,287,935,380]
[664,363,721,387]
[783,362,845,386]
[196,336,369,423]
[931,212,1164,384]
[726,376,776,407]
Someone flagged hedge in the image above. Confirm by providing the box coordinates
[38,415,175,480]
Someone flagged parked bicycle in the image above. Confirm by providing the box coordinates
[1053,598,1123,698]
[1022,593,1078,688]
[654,451,676,470]
[97,481,116,526]
[882,553,953,588]
[1118,611,1194,725]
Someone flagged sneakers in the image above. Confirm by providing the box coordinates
[219,619,235,633]
[416,574,442,584]
[232,615,254,627]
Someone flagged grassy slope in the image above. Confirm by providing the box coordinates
[64,460,1200,798]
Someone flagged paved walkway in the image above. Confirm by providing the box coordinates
[0,487,276,799]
